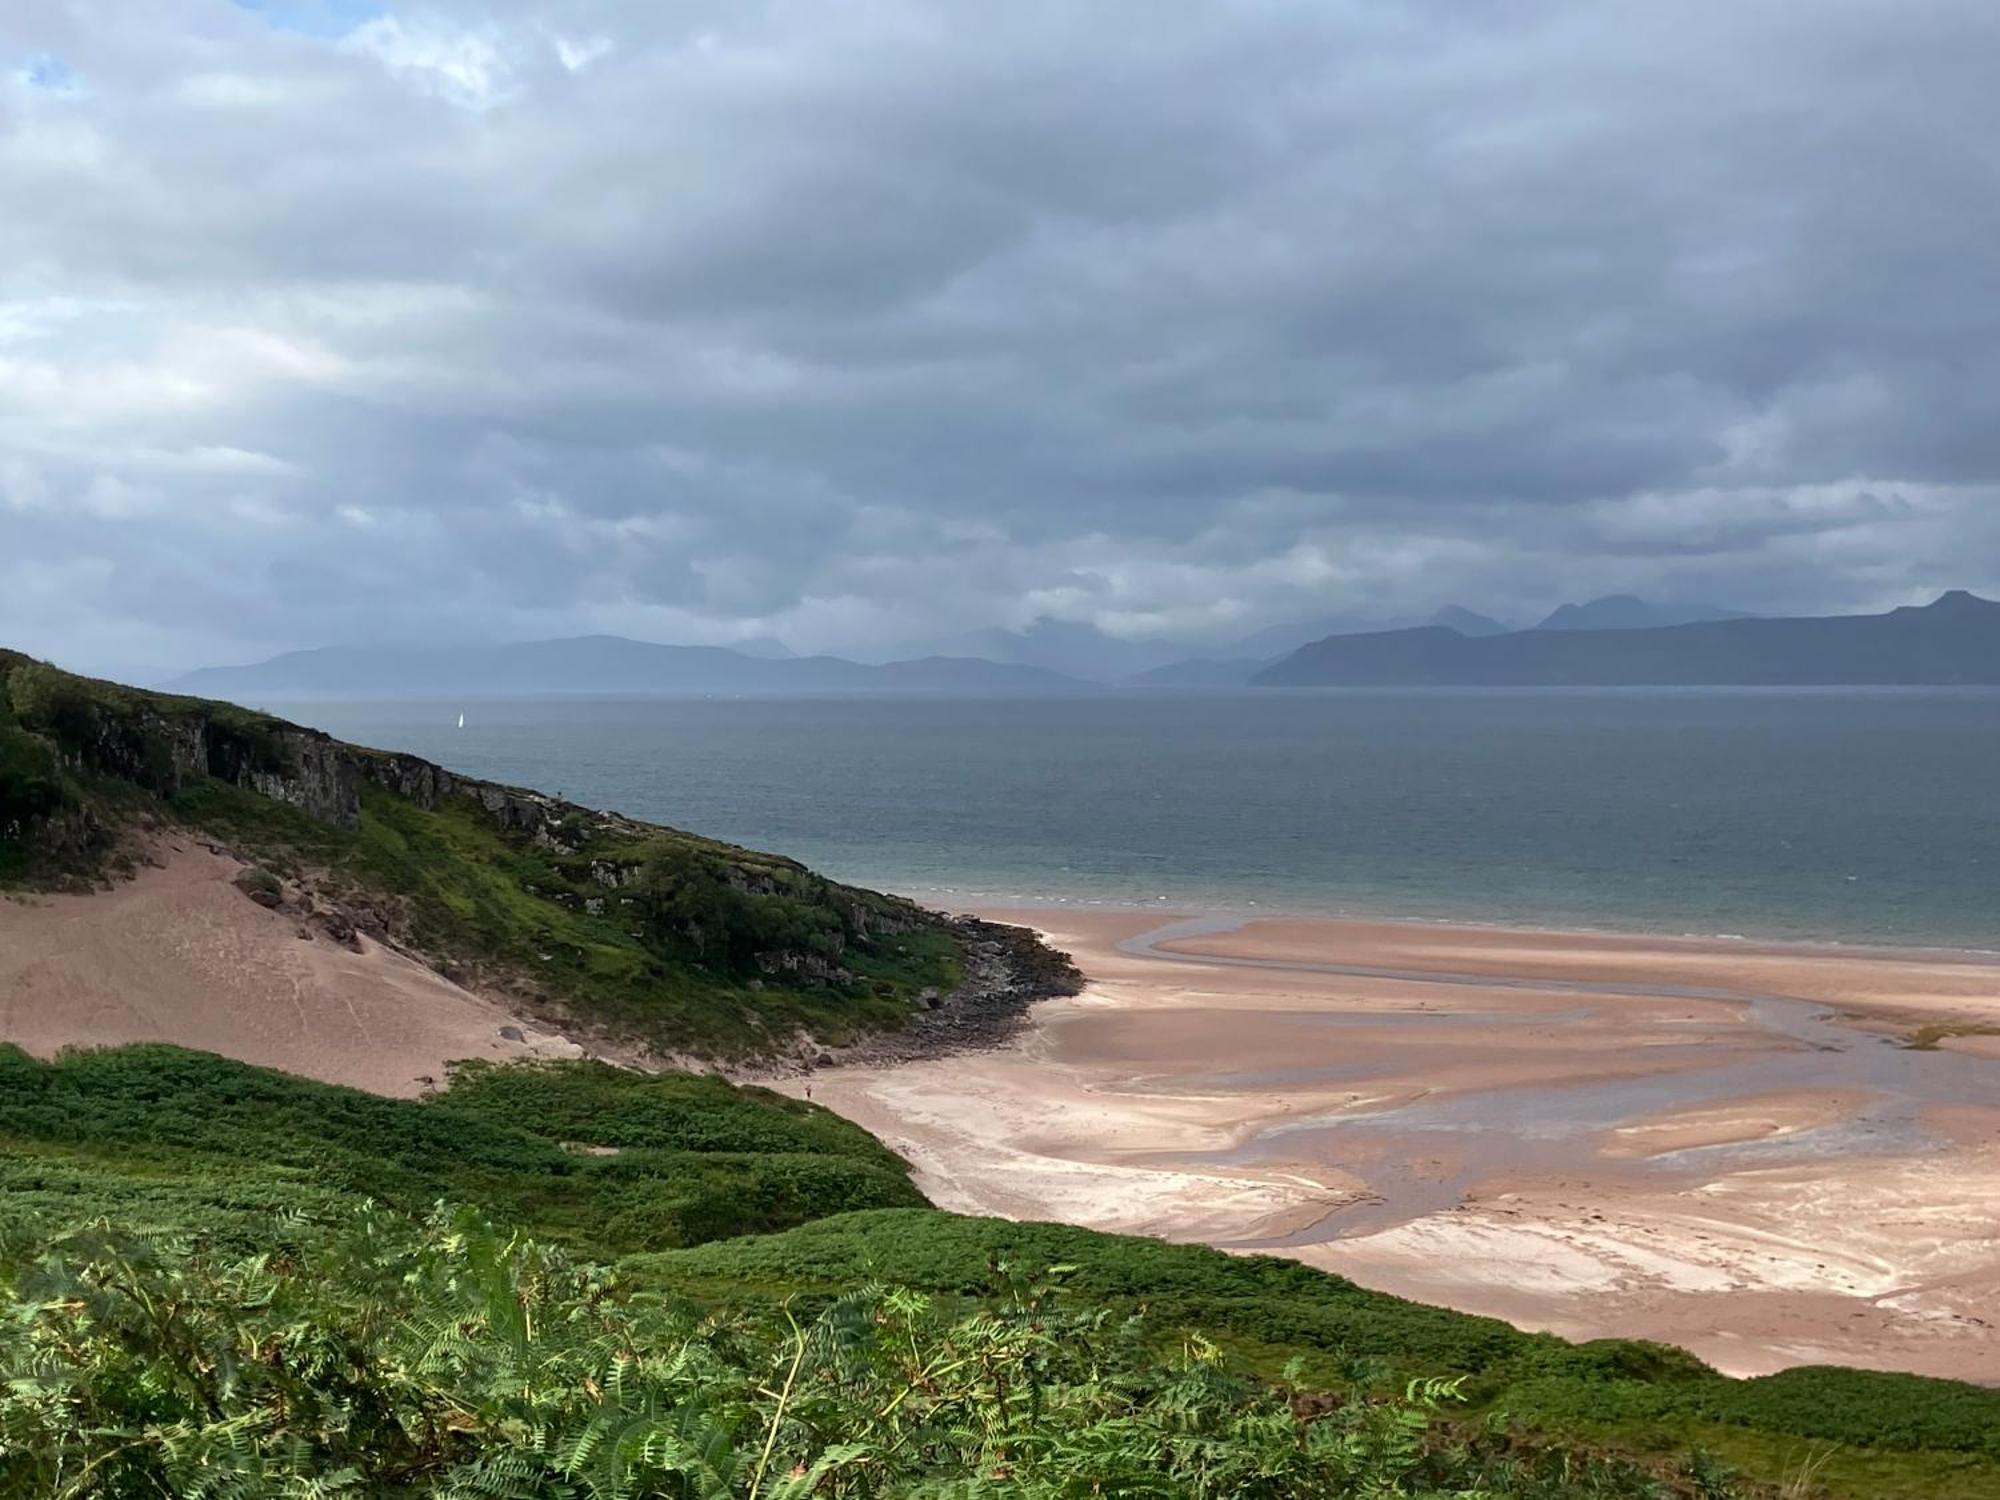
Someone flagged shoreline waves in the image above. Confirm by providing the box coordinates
[888,883,2000,963]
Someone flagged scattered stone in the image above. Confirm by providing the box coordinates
[499,1025,526,1043]
[232,866,284,909]
[313,907,363,952]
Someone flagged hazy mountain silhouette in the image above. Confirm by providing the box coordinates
[856,603,1518,684]
[1535,595,1751,631]
[163,637,1087,700]
[854,619,1188,681]
[1428,605,1511,636]
[1136,603,1513,685]
[1257,592,2000,686]
[1128,656,1270,687]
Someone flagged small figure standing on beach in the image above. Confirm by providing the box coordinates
[804,1082,813,1100]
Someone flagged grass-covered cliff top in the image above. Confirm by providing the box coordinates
[0,648,1074,1057]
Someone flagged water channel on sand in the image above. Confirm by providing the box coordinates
[1118,915,1995,1245]
[784,908,2000,1379]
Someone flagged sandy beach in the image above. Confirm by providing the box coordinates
[0,841,581,1095]
[784,907,2000,1382]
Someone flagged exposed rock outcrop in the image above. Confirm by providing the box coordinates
[760,917,1085,1076]
[239,732,359,827]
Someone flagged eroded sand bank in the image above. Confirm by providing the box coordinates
[0,841,580,1095]
[785,909,2000,1382]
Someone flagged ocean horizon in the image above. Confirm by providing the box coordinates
[254,687,2000,953]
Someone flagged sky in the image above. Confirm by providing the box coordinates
[3,1,1998,681]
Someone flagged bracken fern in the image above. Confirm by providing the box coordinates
[0,1208,1743,1498]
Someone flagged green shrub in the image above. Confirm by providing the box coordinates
[0,726,70,826]
[0,1210,1746,1498]
[232,864,284,902]
[438,1058,906,1166]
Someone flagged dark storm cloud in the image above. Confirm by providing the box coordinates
[3,0,1998,678]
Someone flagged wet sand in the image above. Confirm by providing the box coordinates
[784,908,2000,1382]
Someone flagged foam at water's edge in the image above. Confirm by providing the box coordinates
[880,882,2000,963]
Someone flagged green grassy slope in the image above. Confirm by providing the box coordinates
[0,1046,921,1254]
[0,648,1029,1056]
[2,1045,1994,1497]
[647,1213,2000,1499]
[0,1207,1769,1500]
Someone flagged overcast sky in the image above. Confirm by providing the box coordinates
[4,1,1998,679]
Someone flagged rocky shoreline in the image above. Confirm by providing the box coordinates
[745,915,1084,1078]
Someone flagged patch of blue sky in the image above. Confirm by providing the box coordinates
[22,54,79,92]
[232,0,388,40]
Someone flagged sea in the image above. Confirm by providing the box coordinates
[262,689,2000,952]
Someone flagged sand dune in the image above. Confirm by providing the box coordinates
[0,842,580,1095]
[785,909,2000,1382]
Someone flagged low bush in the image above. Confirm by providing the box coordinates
[0,1210,1750,1498]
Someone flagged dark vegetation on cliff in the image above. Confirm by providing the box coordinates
[0,648,1080,1057]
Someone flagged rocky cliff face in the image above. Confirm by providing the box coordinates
[63,705,361,831]
[228,731,361,829]
[358,751,603,853]
[2,649,663,862]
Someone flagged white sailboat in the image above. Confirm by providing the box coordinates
[456,711,465,729]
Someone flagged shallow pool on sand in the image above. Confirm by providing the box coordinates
[780,908,2000,1382]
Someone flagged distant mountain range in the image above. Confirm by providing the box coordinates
[861,605,1518,683]
[1257,592,2000,687]
[1431,605,1512,637]
[1534,595,1751,632]
[1133,605,1513,686]
[1127,606,1508,686]
[173,591,1951,699]
[849,598,1737,685]
[162,637,1087,700]
[873,619,1192,681]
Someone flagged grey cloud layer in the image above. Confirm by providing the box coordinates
[3,0,1997,677]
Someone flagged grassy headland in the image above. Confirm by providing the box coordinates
[0,648,1068,1058]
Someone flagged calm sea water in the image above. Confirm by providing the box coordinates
[263,691,2000,950]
